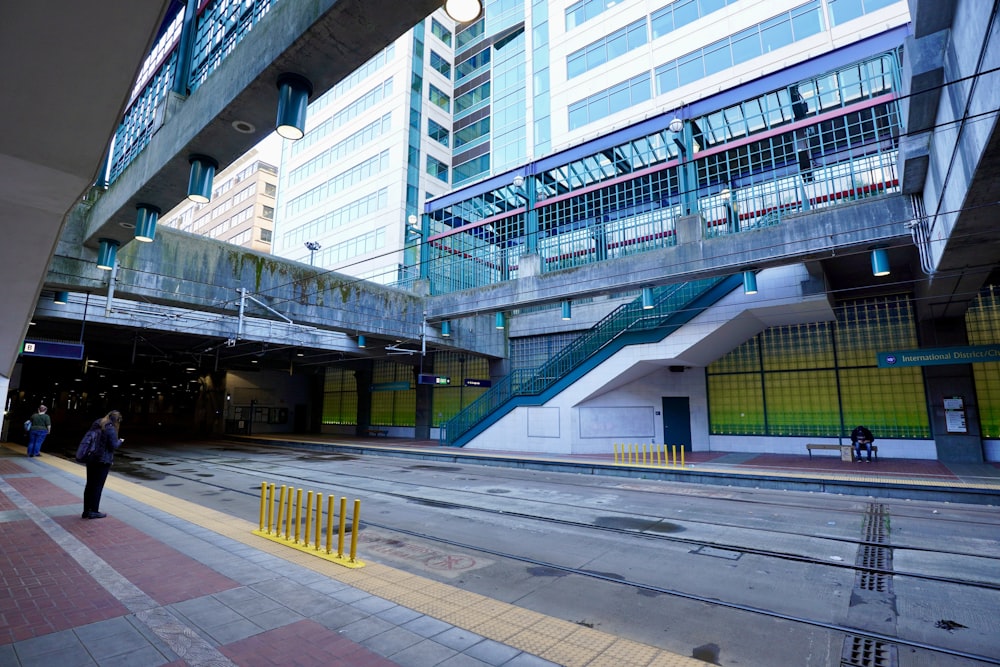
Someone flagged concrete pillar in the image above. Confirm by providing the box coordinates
[414,363,432,441]
[353,362,373,436]
[919,317,984,462]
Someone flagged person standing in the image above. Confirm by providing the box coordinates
[26,405,51,457]
[82,410,124,519]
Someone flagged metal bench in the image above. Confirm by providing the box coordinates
[366,428,388,437]
[806,444,852,461]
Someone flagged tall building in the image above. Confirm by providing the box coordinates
[160,148,279,253]
[272,8,458,283]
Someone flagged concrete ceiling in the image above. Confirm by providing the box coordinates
[0,1,173,378]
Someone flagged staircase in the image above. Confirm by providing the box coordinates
[442,274,743,446]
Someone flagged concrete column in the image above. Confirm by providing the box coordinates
[919,317,984,462]
[353,362,373,436]
[414,363,432,440]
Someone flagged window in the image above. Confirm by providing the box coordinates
[263,182,276,197]
[566,18,648,79]
[259,228,272,243]
[428,118,450,146]
[430,50,451,78]
[568,73,650,130]
[427,155,449,182]
[455,82,489,114]
[429,84,451,111]
[261,206,274,220]
[431,18,452,46]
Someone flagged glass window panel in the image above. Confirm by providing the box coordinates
[673,0,699,28]
[677,53,704,87]
[568,102,588,130]
[567,52,586,78]
[627,20,648,49]
[791,4,823,39]
[630,73,651,104]
[608,83,630,114]
[586,44,606,70]
[764,370,839,436]
[607,31,628,60]
[703,40,732,75]
[761,16,794,52]
[651,9,673,39]
[655,64,679,95]
[700,0,727,13]
[731,27,762,64]
[829,0,864,27]
[588,95,610,121]
[708,373,766,435]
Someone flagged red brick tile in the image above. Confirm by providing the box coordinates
[5,476,79,507]
[220,619,396,667]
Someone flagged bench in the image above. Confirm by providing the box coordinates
[806,443,878,461]
[806,444,852,461]
[366,428,388,437]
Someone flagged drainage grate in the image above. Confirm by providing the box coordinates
[862,503,888,544]
[857,544,892,592]
[841,635,898,667]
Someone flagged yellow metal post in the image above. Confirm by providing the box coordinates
[258,482,267,532]
[275,485,286,537]
[284,487,293,539]
[314,493,322,550]
[293,488,303,543]
[304,491,313,546]
[671,445,677,467]
[266,483,276,533]
[337,496,347,558]
[642,443,647,465]
[661,444,667,467]
[325,495,334,554]
[350,499,361,563]
[681,448,685,467]
[613,443,618,463]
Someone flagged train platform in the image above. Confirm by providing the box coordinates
[0,441,705,667]
[233,434,1000,506]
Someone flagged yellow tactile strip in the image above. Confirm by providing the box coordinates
[26,447,705,667]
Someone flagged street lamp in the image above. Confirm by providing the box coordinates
[304,241,321,266]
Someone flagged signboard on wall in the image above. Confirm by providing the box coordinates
[878,344,1000,368]
[21,339,84,360]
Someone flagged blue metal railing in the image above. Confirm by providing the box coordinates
[441,275,731,446]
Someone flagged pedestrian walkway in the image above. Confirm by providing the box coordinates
[0,442,704,667]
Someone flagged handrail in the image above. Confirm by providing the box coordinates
[442,276,727,445]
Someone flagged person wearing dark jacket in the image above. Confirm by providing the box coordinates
[82,410,124,519]
[851,425,875,462]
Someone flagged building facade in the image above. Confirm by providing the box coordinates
[160,149,278,254]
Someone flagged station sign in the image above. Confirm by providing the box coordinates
[21,339,84,360]
[464,378,492,387]
[878,344,1000,368]
[417,373,451,385]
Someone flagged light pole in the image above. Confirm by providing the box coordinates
[304,241,321,266]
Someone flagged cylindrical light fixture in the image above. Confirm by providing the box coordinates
[871,248,890,277]
[444,0,483,23]
[641,287,654,309]
[134,204,161,242]
[743,271,758,295]
[441,320,451,337]
[187,154,218,203]
[561,301,572,320]
[53,291,69,305]
[358,335,366,349]
[97,238,120,270]
[495,312,506,329]
[275,73,313,140]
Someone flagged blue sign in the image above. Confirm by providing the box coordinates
[21,339,84,360]
[878,344,1000,368]
[464,379,492,387]
[371,382,411,392]
[418,374,451,385]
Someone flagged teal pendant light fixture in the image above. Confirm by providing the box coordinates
[871,248,890,276]
[134,204,161,242]
[441,320,451,337]
[641,287,654,309]
[495,312,506,329]
[561,301,572,320]
[97,238,119,270]
[275,73,313,140]
[743,271,758,295]
[187,154,218,203]
[53,291,69,305]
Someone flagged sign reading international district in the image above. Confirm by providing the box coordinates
[878,344,1000,368]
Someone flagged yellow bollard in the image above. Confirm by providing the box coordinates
[266,483,276,533]
[284,488,294,539]
[643,443,648,465]
[613,442,619,464]
[671,445,677,467]
[293,488,303,544]
[350,499,361,563]
[304,491,313,546]
[337,496,347,558]
[275,485,287,537]
[661,444,667,467]
[681,448,685,467]
[325,495,335,554]
[258,482,267,532]
[314,493,322,550]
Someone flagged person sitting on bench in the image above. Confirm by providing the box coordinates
[851,425,875,462]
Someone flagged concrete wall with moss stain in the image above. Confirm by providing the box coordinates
[108,227,426,339]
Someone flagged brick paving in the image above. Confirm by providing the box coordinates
[220,619,397,667]
[0,518,128,644]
